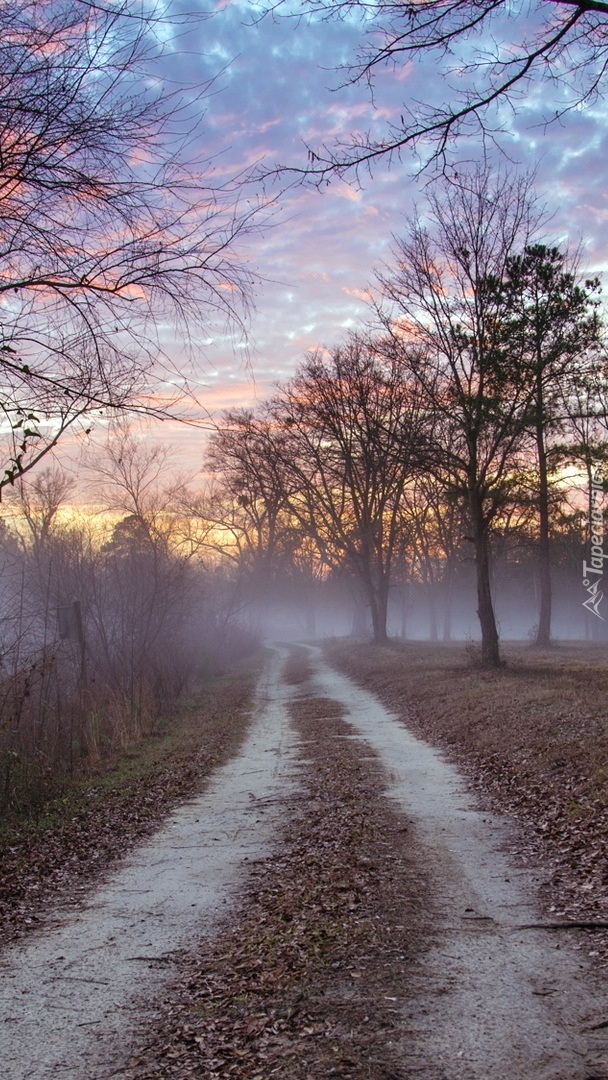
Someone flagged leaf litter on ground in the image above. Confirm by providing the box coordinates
[121,650,431,1079]
[0,672,256,949]
[326,640,608,963]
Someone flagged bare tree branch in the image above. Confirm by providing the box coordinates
[261,0,608,179]
[0,1,258,485]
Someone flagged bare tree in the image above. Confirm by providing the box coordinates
[15,467,76,550]
[0,0,255,493]
[89,424,189,553]
[86,427,202,715]
[266,0,608,177]
[377,168,542,665]
[270,336,425,643]
[399,473,467,641]
[204,409,296,581]
[202,409,331,634]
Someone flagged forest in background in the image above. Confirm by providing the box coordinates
[203,170,608,660]
[3,208,607,809]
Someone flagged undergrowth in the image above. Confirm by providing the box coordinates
[0,653,263,947]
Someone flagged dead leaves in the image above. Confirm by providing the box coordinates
[328,641,608,963]
[122,703,429,1079]
[0,678,255,949]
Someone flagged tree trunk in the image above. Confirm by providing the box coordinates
[368,576,390,644]
[427,583,438,641]
[535,397,552,647]
[400,582,409,640]
[471,496,502,666]
[351,584,369,638]
[304,601,316,637]
[442,557,455,642]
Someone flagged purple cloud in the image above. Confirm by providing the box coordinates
[63,2,608,465]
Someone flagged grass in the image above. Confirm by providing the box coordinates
[326,638,608,926]
[7,654,261,826]
[326,639,608,787]
[0,652,263,946]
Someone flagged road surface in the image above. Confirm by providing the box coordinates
[1,644,607,1078]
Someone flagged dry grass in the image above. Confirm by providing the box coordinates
[326,639,608,935]
[0,657,261,948]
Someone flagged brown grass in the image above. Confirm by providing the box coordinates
[0,655,261,948]
[326,640,608,932]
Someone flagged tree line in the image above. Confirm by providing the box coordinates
[0,434,256,813]
[2,168,606,811]
[203,169,608,665]
[1,2,608,809]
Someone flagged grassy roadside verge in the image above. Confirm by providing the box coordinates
[326,640,608,937]
[0,655,262,949]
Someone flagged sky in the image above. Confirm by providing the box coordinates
[158,3,416,419]
[71,0,608,475]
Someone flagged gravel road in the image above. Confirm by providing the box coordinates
[2,644,607,1079]
[0,648,299,1079]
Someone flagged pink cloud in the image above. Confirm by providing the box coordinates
[42,1,608,477]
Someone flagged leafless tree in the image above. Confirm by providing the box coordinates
[90,426,181,551]
[15,467,76,549]
[266,0,608,177]
[185,410,324,634]
[269,335,426,643]
[204,409,296,580]
[376,167,543,665]
[0,0,255,493]
[399,473,467,641]
[84,428,202,714]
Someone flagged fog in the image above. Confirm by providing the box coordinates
[242,565,604,646]
[0,413,604,816]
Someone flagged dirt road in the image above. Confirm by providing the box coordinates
[0,649,299,1078]
[306,645,608,1079]
[2,645,608,1078]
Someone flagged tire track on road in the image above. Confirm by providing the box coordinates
[0,647,299,1080]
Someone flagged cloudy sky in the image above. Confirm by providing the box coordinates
[164,3,416,416]
[78,0,608,469]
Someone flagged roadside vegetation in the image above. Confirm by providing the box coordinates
[0,433,258,818]
[327,640,608,937]
[0,658,260,948]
